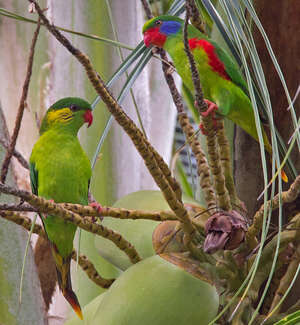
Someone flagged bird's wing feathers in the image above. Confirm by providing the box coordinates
[29,161,38,196]
[187,24,249,97]
[213,45,249,96]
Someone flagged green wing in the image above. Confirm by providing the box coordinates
[29,161,38,196]
[187,24,249,97]
[213,44,249,96]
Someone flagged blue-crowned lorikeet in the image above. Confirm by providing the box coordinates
[30,97,94,319]
[143,15,287,182]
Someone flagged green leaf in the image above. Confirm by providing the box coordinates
[0,8,134,50]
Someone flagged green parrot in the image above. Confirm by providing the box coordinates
[143,15,287,182]
[30,97,95,319]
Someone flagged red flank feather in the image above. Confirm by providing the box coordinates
[189,38,230,81]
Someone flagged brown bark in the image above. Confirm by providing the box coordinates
[235,0,300,217]
[236,0,300,311]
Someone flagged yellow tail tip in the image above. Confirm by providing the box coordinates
[63,289,83,320]
[281,170,288,183]
[73,305,83,320]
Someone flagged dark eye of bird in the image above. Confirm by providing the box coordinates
[70,104,80,112]
[155,20,162,26]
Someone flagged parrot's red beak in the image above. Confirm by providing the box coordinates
[84,110,93,127]
[143,28,166,48]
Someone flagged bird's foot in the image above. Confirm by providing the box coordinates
[198,99,221,135]
[42,199,54,219]
[199,123,207,135]
[201,99,218,118]
[89,202,103,222]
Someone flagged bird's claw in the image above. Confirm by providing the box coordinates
[199,123,207,135]
[198,99,221,135]
[43,199,54,219]
[89,202,103,222]
[201,99,218,118]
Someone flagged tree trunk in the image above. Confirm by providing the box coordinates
[235,0,300,216]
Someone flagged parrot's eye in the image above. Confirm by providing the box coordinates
[70,104,80,112]
[155,20,162,26]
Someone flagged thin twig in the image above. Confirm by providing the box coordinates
[0,136,29,169]
[63,203,179,221]
[178,113,216,211]
[0,104,29,170]
[0,210,45,236]
[183,6,231,211]
[216,120,244,210]
[140,0,153,19]
[157,50,216,210]
[246,175,300,249]
[0,202,178,221]
[0,203,38,212]
[269,249,300,313]
[71,251,115,289]
[186,0,206,33]
[0,19,40,183]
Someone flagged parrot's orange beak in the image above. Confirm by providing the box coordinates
[84,109,93,127]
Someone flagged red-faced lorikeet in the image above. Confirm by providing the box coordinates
[143,15,287,182]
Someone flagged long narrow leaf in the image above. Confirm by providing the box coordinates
[214,2,277,322]
[90,0,188,162]
[105,0,146,137]
[266,264,300,324]
[199,1,297,179]
[91,49,152,168]
[242,0,300,150]
[0,8,133,50]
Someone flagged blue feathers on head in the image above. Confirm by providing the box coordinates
[160,21,181,35]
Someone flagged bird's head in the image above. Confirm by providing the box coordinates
[40,97,93,134]
[143,16,183,48]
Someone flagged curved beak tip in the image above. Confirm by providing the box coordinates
[84,110,93,128]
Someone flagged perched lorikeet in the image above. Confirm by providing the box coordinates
[30,97,94,319]
[143,15,287,182]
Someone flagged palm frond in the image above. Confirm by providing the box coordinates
[0,8,133,50]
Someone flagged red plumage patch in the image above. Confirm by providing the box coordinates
[189,38,230,81]
[143,27,167,48]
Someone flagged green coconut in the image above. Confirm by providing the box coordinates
[95,190,205,270]
[90,254,219,325]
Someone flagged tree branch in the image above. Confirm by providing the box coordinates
[0,19,40,183]
[0,182,141,264]
[0,201,180,221]
[140,0,153,19]
[183,7,231,211]
[71,251,115,289]
[0,210,115,289]
[246,175,300,249]
[186,0,206,33]
[0,135,29,170]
